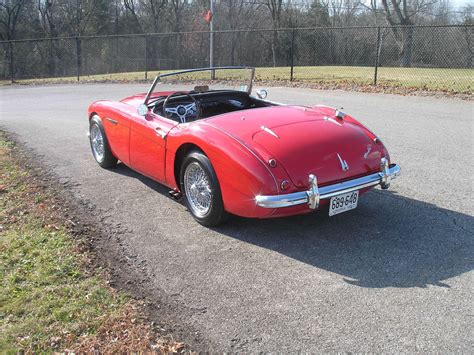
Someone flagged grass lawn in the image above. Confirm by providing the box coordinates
[1,66,472,94]
[0,134,183,353]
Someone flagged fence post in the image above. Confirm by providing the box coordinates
[290,28,296,82]
[75,36,81,82]
[8,41,14,83]
[144,36,148,80]
[373,27,381,85]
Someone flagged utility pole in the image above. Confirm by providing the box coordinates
[209,0,214,69]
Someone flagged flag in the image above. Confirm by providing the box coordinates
[204,10,213,23]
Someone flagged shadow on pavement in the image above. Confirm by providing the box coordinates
[111,163,474,289]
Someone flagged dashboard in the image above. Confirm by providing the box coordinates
[152,91,266,123]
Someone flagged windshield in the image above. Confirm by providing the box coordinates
[145,67,255,104]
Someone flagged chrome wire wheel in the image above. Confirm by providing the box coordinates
[90,123,105,162]
[184,162,213,218]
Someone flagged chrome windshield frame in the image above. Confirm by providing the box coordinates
[144,66,256,105]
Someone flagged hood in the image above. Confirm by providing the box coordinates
[206,106,386,188]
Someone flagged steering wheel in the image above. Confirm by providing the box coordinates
[162,92,200,123]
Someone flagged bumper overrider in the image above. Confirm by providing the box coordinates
[256,158,401,209]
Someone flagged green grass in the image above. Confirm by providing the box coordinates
[0,135,127,352]
[1,66,472,94]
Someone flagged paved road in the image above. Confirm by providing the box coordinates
[1,84,473,352]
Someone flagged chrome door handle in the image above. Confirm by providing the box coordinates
[155,127,167,139]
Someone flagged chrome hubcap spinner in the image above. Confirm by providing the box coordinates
[90,124,105,162]
[184,162,212,217]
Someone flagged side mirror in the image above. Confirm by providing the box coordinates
[137,103,148,116]
[256,89,268,99]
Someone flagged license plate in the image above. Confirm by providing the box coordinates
[329,191,359,216]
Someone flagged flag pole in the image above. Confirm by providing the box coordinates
[209,0,214,76]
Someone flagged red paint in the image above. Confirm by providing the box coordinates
[88,91,391,219]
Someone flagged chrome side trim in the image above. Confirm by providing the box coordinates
[105,117,118,125]
[255,161,401,209]
[324,116,343,127]
[261,126,279,138]
[336,153,349,171]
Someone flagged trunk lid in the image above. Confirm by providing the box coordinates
[207,106,385,188]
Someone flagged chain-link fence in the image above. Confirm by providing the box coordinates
[1,25,472,93]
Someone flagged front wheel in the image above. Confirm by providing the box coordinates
[180,151,228,226]
[89,115,118,168]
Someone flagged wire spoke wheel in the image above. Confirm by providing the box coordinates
[184,162,213,218]
[90,123,105,162]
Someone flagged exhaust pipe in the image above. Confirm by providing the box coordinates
[168,189,182,200]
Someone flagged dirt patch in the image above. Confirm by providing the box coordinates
[70,303,184,353]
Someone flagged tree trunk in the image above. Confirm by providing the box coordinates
[48,39,55,77]
[271,30,278,67]
[230,32,236,66]
[399,26,414,67]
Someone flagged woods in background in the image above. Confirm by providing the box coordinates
[1,0,471,40]
[0,0,472,80]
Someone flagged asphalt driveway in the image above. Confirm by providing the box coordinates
[1,84,472,351]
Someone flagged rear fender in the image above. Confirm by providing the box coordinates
[166,123,279,218]
[314,105,390,162]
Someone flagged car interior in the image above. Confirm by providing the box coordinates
[149,89,275,123]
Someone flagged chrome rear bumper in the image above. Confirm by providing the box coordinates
[255,158,400,209]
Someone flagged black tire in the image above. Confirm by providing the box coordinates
[89,115,118,168]
[180,151,228,226]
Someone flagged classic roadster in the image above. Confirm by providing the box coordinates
[88,66,400,226]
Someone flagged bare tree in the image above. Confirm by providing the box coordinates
[220,0,260,64]
[143,0,167,69]
[168,0,186,33]
[38,0,57,37]
[0,0,27,80]
[461,4,473,67]
[380,0,435,67]
[263,0,283,66]
[38,0,61,76]
[123,0,144,32]
[0,0,27,40]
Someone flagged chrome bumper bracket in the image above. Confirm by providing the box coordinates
[307,174,320,209]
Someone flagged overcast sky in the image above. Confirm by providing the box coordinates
[451,0,471,7]
[362,0,471,8]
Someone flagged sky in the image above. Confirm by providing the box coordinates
[451,0,471,7]
[361,0,472,9]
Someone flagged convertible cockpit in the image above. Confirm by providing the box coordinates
[151,90,271,123]
[139,66,274,123]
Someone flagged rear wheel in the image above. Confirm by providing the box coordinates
[180,151,228,226]
[89,115,117,168]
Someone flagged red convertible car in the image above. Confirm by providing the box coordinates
[88,67,400,226]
